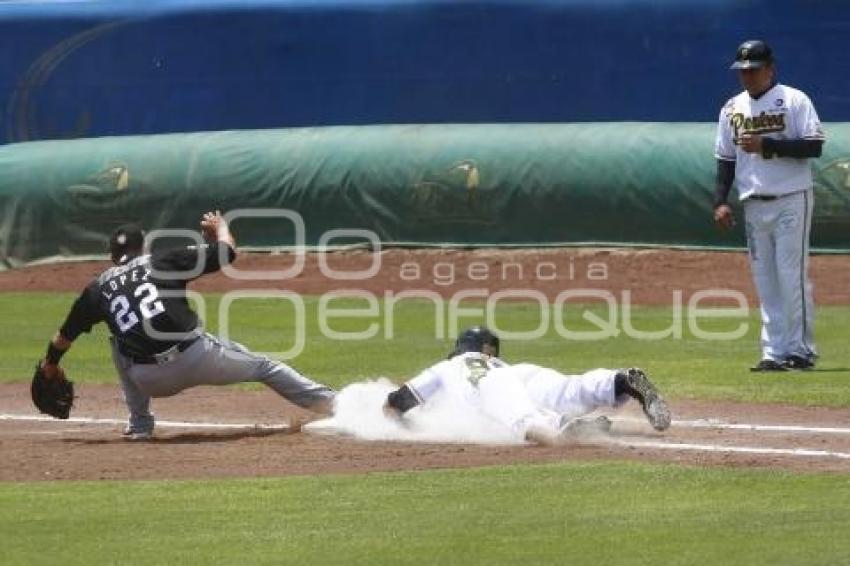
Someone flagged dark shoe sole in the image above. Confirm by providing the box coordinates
[623,369,671,431]
[783,357,816,371]
[750,360,788,372]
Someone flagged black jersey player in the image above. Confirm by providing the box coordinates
[39,211,335,439]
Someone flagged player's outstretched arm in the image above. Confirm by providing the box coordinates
[200,210,237,252]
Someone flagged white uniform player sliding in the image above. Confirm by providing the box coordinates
[383,326,671,445]
[713,40,825,371]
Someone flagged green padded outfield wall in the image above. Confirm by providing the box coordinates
[1,123,849,267]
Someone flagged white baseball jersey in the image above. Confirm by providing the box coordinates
[406,353,563,438]
[406,352,509,407]
[714,83,825,199]
[405,353,621,438]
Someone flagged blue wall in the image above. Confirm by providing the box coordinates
[1,0,848,143]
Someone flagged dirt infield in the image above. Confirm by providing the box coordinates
[2,247,850,304]
[1,248,848,481]
[1,384,848,481]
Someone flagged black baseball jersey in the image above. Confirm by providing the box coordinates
[59,242,235,358]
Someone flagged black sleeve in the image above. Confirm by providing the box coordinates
[713,159,736,208]
[386,385,421,414]
[153,242,236,279]
[59,283,105,341]
[761,138,824,159]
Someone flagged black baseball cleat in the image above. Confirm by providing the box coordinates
[750,359,788,372]
[616,368,671,431]
[782,355,816,371]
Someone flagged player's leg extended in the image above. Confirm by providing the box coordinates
[109,337,154,438]
[477,368,562,443]
[516,364,670,431]
[515,364,620,419]
[774,190,816,362]
[128,333,335,412]
[744,201,787,362]
[196,333,335,411]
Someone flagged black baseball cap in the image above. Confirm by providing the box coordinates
[730,40,774,70]
[109,224,145,264]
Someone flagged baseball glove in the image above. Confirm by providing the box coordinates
[31,363,75,419]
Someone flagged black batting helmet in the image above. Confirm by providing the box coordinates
[449,326,500,358]
[109,224,145,265]
[730,40,774,70]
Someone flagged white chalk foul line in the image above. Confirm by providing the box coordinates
[3,413,849,461]
[614,439,850,461]
[612,416,850,435]
[677,421,850,435]
[0,413,290,431]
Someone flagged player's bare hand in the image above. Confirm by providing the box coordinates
[200,210,224,241]
[714,204,735,230]
[739,133,763,154]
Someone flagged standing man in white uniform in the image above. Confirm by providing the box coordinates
[713,40,825,371]
[383,326,671,445]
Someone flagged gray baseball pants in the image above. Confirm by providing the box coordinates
[109,333,335,434]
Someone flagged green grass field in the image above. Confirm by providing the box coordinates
[1,293,848,405]
[1,462,848,565]
[1,293,848,565]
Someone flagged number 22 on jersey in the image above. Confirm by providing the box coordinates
[109,282,165,333]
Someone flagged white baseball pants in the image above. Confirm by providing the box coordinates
[475,364,623,439]
[744,190,816,361]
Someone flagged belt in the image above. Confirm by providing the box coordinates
[746,194,778,201]
[128,335,201,365]
[745,190,806,202]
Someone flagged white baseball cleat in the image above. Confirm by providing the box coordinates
[561,415,613,436]
[525,416,613,446]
